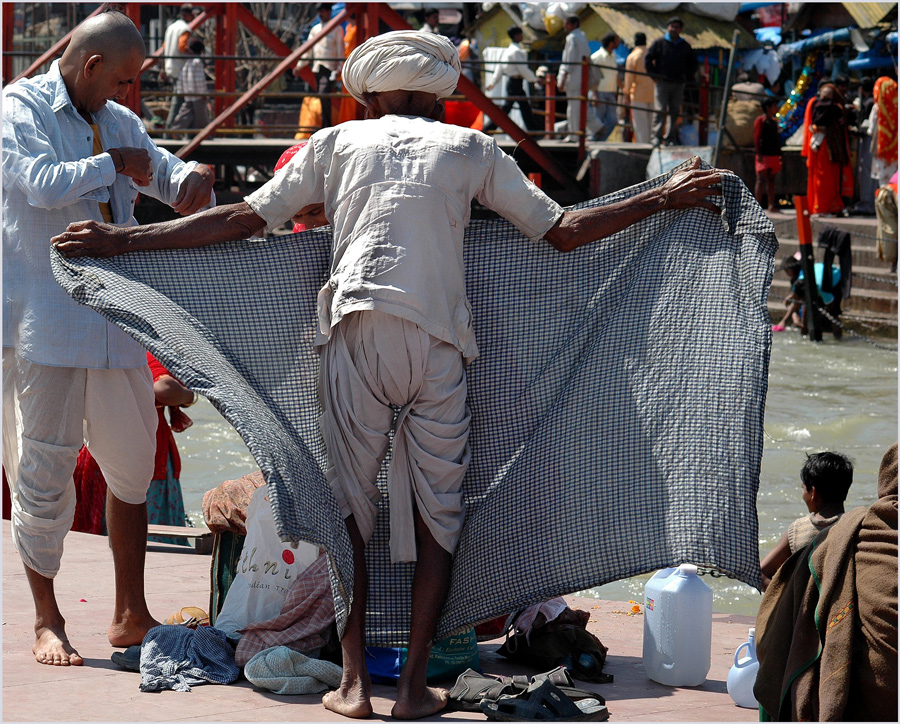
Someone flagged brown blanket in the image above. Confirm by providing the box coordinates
[755,444,898,721]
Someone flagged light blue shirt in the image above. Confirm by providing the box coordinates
[2,61,213,368]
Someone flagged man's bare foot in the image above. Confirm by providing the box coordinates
[322,679,373,719]
[391,685,449,720]
[33,626,83,666]
[107,613,161,648]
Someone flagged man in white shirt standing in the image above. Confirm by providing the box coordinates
[484,26,541,133]
[161,3,193,132]
[589,32,621,142]
[171,35,209,134]
[294,3,344,129]
[2,11,214,668]
[555,15,600,142]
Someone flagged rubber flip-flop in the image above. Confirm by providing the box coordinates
[110,645,141,672]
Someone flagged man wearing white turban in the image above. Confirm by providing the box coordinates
[54,29,724,719]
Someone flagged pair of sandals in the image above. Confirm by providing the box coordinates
[448,665,609,721]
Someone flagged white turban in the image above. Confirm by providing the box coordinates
[342,30,461,105]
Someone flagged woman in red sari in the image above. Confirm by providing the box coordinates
[802,82,854,215]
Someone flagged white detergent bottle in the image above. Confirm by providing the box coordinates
[726,627,760,708]
[642,563,713,686]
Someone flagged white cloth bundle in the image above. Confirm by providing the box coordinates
[342,30,460,104]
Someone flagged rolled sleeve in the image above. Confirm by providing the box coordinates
[244,142,322,231]
[477,145,563,241]
[137,130,215,213]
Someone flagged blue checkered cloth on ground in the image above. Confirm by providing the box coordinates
[52,169,775,645]
[140,625,240,692]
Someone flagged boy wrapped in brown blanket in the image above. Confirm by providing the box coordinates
[755,443,898,721]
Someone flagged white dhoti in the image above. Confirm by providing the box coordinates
[318,311,471,563]
[2,349,156,577]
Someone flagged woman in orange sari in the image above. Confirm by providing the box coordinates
[870,76,898,186]
[802,82,853,215]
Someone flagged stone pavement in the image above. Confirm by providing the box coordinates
[2,520,759,722]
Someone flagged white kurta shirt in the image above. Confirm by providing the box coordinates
[246,115,563,362]
[487,41,537,87]
[306,21,344,74]
[591,46,619,94]
[163,17,190,79]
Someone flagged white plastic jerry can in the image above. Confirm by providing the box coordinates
[726,627,760,708]
[642,563,713,686]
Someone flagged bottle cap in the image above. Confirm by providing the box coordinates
[677,563,698,575]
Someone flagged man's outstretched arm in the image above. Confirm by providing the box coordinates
[544,157,724,253]
[52,202,265,258]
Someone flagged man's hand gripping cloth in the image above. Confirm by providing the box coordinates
[52,166,776,645]
[342,30,460,104]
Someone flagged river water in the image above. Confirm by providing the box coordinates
[177,331,897,616]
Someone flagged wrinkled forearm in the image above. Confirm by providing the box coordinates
[124,202,265,251]
[545,189,666,252]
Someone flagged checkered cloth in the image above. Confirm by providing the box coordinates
[140,625,240,692]
[52,167,776,645]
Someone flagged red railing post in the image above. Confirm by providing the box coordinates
[698,56,710,146]
[545,73,557,137]
[3,3,15,85]
[123,4,143,115]
[213,3,237,127]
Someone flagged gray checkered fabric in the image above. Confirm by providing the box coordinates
[51,168,775,644]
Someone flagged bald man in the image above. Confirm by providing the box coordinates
[2,10,214,667]
[53,30,721,717]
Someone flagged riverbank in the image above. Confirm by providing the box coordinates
[2,520,758,722]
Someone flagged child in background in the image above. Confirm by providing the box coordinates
[754,97,783,212]
[760,451,854,590]
[171,35,209,134]
[773,255,843,338]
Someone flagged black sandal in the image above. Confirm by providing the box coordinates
[481,679,609,721]
[447,668,529,711]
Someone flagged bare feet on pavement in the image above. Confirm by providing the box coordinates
[391,685,449,720]
[108,613,161,648]
[322,675,373,719]
[34,625,83,666]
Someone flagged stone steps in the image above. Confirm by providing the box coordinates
[768,277,898,316]
[765,211,897,331]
